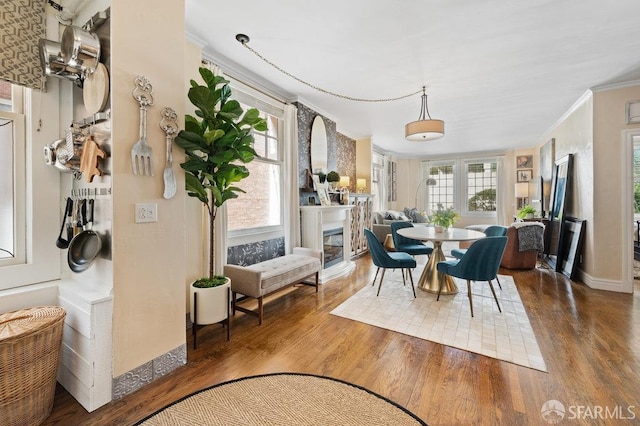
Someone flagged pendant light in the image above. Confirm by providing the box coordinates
[405,86,444,141]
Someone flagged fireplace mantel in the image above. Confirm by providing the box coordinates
[300,205,355,283]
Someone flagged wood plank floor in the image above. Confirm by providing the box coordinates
[44,256,640,425]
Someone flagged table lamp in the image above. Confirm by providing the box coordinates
[339,176,351,189]
[356,178,366,193]
[339,176,350,205]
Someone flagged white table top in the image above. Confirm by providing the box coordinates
[397,226,486,242]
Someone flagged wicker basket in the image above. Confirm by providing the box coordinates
[0,306,66,426]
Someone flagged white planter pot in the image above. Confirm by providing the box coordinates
[190,278,230,325]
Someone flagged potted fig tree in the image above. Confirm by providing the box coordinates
[176,67,266,344]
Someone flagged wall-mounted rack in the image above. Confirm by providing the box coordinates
[73,110,110,129]
[71,187,111,198]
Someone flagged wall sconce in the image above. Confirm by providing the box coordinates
[515,182,529,209]
[356,178,366,193]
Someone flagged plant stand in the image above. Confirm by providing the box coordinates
[190,280,231,348]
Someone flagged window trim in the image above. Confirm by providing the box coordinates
[463,157,498,217]
[0,110,26,267]
[0,86,62,291]
[423,156,500,218]
[225,82,286,246]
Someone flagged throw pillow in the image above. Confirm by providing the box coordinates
[414,211,428,223]
[385,213,394,220]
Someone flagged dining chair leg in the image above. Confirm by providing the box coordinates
[467,279,474,317]
[372,267,380,286]
[488,280,502,313]
[408,269,416,298]
[401,268,407,288]
[496,275,502,290]
[377,268,387,296]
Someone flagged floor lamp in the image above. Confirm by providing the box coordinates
[415,177,437,212]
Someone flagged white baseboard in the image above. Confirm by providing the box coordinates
[577,269,632,293]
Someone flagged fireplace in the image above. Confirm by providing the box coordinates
[300,205,355,283]
[323,228,344,268]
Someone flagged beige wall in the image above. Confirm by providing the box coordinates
[536,94,594,275]
[355,138,372,193]
[593,86,640,281]
[110,0,187,376]
[537,84,640,285]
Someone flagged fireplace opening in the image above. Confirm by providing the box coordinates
[323,227,344,268]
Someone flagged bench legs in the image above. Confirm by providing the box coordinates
[232,272,319,325]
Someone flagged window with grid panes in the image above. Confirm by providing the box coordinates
[466,160,497,212]
[428,162,455,211]
[226,107,282,231]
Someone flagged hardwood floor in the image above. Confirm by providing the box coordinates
[44,256,640,425]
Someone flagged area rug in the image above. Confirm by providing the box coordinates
[331,272,547,372]
[135,373,426,425]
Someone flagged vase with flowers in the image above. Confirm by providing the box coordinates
[429,206,460,232]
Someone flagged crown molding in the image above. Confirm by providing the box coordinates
[184,31,207,49]
[538,89,593,144]
[200,48,293,104]
[591,79,640,93]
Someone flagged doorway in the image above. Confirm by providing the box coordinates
[624,131,640,293]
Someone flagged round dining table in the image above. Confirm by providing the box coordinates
[396,226,486,294]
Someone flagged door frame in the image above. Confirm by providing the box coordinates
[622,129,640,293]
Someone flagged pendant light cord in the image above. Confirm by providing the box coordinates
[237,34,422,103]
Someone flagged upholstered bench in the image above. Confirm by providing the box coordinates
[224,247,322,324]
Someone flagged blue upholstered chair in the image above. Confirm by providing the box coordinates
[436,236,508,317]
[365,228,417,297]
[451,225,507,289]
[390,221,433,257]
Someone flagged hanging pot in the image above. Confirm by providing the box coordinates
[60,25,101,74]
[39,39,83,86]
[67,199,102,273]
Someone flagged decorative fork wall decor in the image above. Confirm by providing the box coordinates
[131,75,154,176]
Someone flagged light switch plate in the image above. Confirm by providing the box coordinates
[135,203,157,223]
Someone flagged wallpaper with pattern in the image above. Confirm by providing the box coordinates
[0,0,45,90]
[227,237,285,266]
[296,102,356,205]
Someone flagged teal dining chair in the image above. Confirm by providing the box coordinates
[451,225,507,289]
[436,236,508,317]
[390,221,433,258]
[364,228,417,297]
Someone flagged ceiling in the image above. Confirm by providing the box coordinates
[185,0,640,158]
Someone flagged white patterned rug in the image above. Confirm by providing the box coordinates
[331,271,547,372]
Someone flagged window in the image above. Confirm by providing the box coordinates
[423,157,500,216]
[465,160,497,213]
[0,81,25,266]
[1,82,59,290]
[226,105,283,233]
[427,162,455,211]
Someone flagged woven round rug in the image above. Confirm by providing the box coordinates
[136,373,426,425]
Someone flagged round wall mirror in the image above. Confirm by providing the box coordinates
[310,116,328,173]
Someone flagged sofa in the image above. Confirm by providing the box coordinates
[371,208,428,242]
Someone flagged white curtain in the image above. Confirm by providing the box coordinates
[198,61,228,273]
[214,206,228,274]
[496,155,508,225]
[283,103,300,252]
